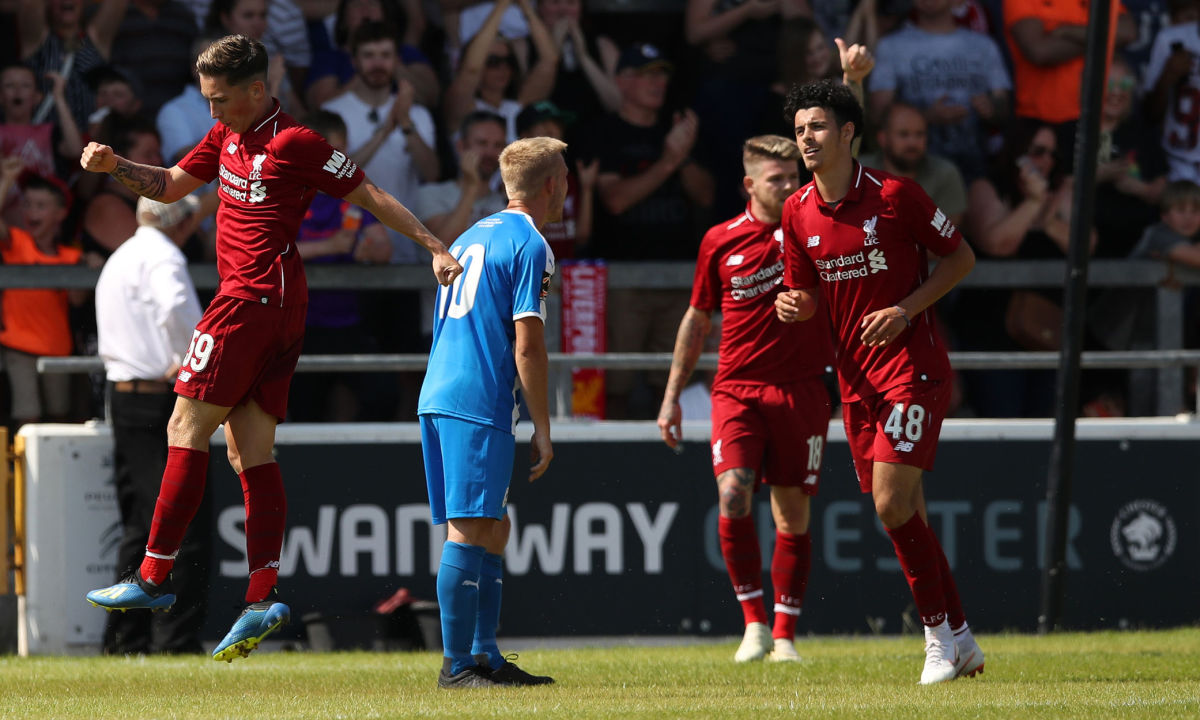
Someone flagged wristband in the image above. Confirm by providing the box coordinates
[893,305,910,327]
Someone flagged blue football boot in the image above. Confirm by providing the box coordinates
[212,591,290,663]
[86,568,176,612]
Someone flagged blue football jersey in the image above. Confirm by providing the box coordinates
[418,209,555,433]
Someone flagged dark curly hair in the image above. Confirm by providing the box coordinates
[783,79,863,141]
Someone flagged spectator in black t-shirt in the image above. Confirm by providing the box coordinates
[578,42,714,419]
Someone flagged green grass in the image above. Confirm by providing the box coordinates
[2,629,1199,720]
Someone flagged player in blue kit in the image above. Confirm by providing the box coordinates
[418,136,567,689]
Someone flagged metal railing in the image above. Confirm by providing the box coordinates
[14,259,1200,417]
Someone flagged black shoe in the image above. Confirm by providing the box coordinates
[438,658,507,689]
[479,653,555,686]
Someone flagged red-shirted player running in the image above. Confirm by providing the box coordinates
[775,79,983,684]
[658,135,835,663]
[82,35,462,662]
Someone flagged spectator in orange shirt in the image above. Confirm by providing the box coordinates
[1004,0,1136,170]
[0,157,84,429]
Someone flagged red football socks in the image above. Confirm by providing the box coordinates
[241,462,287,603]
[718,515,768,626]
[886,512,948,627]
[928,526,966,630]
[141,446,209,585]
[771,531,811,640]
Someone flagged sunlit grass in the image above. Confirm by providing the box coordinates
[2,628,1198,719]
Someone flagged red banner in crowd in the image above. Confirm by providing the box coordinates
[560,260,606,419]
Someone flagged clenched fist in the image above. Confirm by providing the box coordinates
[80,142,118,174]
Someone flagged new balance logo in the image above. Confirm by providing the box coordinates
[806,235,821,247]
[711,439,724,467]
[461,580,479,588]
[894,441,915,452]
[803,474,818,486]
[178,371,192,382]
[226,142,237,154]
[726,254,745,266]
[868,248,888,273]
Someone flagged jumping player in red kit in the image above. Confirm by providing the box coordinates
[774,79,983,684]
[82,34,462,662]
[658,135,835,663]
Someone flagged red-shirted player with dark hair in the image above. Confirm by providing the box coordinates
[658,135,835,664]
[775,79,983,684]
[81,34,462,663]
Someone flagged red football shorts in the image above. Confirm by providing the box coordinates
[173,295,307,421]
[709,380,831,494]
[842,378,951,493]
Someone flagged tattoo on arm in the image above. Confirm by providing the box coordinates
[665,311,709,399]
[110,158,168,200]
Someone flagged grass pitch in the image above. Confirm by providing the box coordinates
[2,628,1198,720]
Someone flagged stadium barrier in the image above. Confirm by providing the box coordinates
[12,418,1199,655]
[11,258,1200,415]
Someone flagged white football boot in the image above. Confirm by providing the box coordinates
[767,637,801,662]
[733,622,773,662]
[919,620,959,685]
[954,624,985,678]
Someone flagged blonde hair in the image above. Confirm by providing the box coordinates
[500,137,568,199]
[743,135,801,174]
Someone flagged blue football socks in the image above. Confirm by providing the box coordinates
[472,552,505,669]
[437,541,486,675]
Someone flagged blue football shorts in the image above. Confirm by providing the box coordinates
[419,414,515,524]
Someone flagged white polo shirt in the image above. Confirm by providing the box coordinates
[96,226,203,382]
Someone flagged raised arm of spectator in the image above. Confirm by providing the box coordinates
[513,0,559,105]
[566,20,620,113]
[574,158,598,252]
[843,0,878,50]
[80,142,206,203]
[657,305,712,449]
[685,0,779,46]
[0,155,22,241]
[444,0,513,133]
[45,73,83,162]
[17,0,48,58]
[89,0,132,59]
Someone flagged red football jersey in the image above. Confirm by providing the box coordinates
[179,102,365,307]
[692,204,834,387]
[782,163,960,402]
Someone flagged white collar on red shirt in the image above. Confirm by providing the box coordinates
[802,161,883,210]
[247,101,283,138]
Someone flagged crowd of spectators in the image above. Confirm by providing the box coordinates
[1,0,1200,428]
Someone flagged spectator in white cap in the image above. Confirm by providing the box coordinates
[93,192,212,656]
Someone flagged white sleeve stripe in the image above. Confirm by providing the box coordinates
[513,311,545,321]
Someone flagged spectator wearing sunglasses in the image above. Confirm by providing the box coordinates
[443,0,559,142]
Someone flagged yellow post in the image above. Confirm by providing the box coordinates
[12,433,23,597]
[0,427,8,595]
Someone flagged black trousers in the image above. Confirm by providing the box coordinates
[104,387,212,654]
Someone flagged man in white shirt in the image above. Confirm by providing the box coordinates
[322,20,439,263]
[94,194,210,655]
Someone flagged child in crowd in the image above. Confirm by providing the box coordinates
[0,156,85,428]
[1090,180,1200,415]
[289,110,393,422]
[0,64,83,223]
